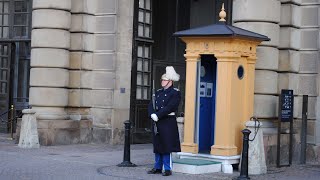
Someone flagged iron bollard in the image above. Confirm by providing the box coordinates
[300,95,308,164]
[10,105,14,140]
[237,129,251,180]
[117,120,136,167]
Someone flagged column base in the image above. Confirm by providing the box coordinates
[181,142,198,153]
[211,145,238,156]
[16,119,93,145]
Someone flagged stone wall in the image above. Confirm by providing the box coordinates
[90,0,134,144]
[110,0,134,144]
[233,0,319,165]
[90,0,116,143]
[279,0,319,164]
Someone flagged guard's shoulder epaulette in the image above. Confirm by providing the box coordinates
[174,88,180,91]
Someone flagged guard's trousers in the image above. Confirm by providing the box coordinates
[154,153,172,170]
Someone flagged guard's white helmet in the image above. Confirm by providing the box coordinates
[161,66,180,82]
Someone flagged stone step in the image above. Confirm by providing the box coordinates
[173,158,222,174]
[175,152,240,174]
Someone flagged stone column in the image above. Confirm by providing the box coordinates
[181,54,199,153]
[30,0,71,145]
[65,0,96,143]
[68,0,94,119]
[317,3,320,151]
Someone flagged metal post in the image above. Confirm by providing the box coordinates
[117,120,136,167]
[10,105,14,140]
[289,116,293,165]
[276,94,282,167]
[237,129,251,180]
[300,95,308,164]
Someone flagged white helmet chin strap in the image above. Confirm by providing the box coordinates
[163,80,172,89]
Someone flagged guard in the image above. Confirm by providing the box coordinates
[147,66,181,176]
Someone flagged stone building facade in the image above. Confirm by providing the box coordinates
[0,0,318,165]
[232,0,320,164]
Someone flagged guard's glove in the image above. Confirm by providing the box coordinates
[151,113,158,122]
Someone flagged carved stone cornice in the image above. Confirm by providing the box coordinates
[182,37,259,61]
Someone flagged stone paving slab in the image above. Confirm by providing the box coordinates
[0,134,319,180]
[250,165,320,180]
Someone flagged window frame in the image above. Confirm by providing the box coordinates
[0,0,32,40]
[133,0,154,101]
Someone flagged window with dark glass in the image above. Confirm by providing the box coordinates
[0,44,9,94]
[0,0,31,39]
[0,0,10,39]
[13,0,30,38]
[138,0,152,38]
[136,0,153,100]
[136,43,151,100]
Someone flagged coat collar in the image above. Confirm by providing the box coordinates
[162,86,174,92]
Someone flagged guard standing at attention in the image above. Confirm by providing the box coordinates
[147,66,181,176]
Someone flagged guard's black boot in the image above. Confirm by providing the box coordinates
[147,168,162,174]
[162,170,172,176]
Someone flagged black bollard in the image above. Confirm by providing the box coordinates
[237,129,251,180]
[300,95,308,164]
[117,120,136,167]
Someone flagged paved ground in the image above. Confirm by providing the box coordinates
[0,133,319,180]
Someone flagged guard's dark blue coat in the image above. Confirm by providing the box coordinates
[148,86,181,154]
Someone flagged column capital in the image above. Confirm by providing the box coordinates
[184,54,200,62]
